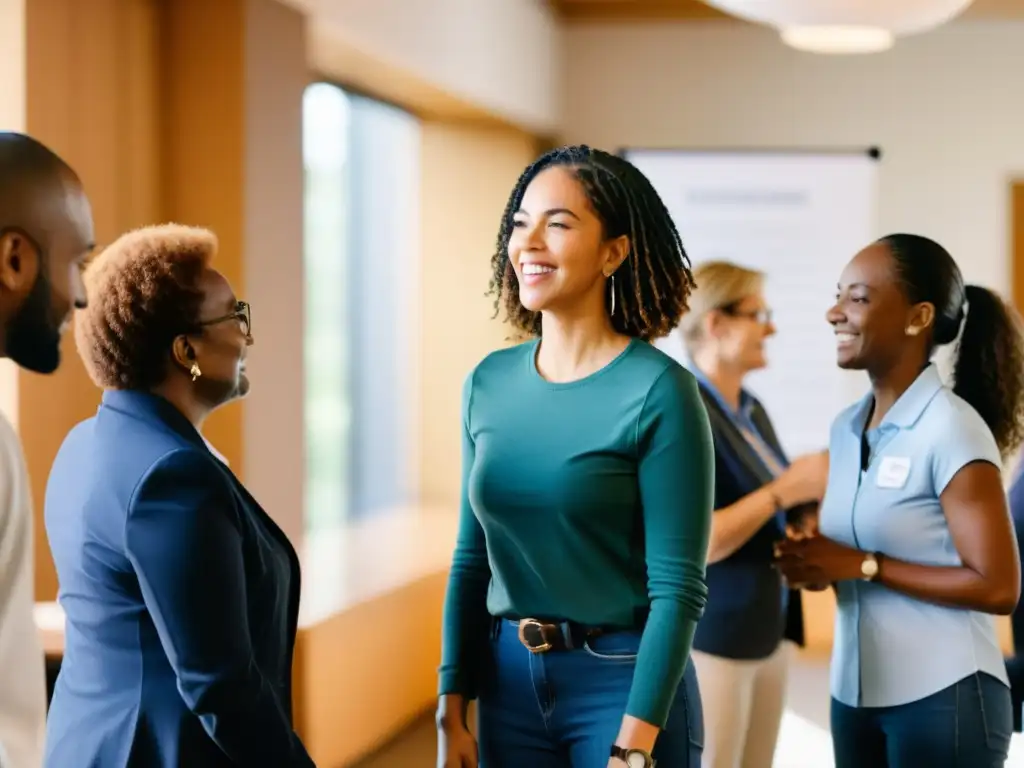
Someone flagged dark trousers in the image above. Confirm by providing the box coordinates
[1008,510,1024,731]
[1006,656,1024,732]
[45,654,62,710]
[477,619,703,767]
[831,672,1012,768]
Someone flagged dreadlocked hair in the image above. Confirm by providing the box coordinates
[488,144,696,341]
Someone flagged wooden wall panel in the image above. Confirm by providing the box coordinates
[1012,182,1024,316]
[23,0,161,600]
[156,0,246,478]
[417,124,540,508]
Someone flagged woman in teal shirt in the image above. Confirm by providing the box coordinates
[436,145,715,768]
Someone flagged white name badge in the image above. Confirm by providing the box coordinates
[876,456,911,489]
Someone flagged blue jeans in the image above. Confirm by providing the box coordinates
[477,619,703,767]
[831,672,1012,768]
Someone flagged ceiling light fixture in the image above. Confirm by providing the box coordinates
[702,0,976,54]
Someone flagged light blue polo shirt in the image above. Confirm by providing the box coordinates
[818,363,1009,708]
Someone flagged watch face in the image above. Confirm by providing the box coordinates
[626,751,651,768]
[861,555,878,578]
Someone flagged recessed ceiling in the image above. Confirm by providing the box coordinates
[549,0,1024,23]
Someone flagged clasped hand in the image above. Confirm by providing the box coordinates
[774,529,864,589]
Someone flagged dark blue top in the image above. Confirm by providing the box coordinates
[1006,466,1024,730]
[692,374,805,660]
[1009,468,1024,653]
[694,372,789,482]
[43,391,314,767]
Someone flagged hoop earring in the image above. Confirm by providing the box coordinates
[610,274,616,317]
[190,363,202,382]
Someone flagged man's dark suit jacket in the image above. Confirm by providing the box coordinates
[43,390,314,767]
[692,382,805,660]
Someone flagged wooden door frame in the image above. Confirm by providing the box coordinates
[1012,180,1024,315]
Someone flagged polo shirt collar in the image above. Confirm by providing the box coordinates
[848,363,944,435]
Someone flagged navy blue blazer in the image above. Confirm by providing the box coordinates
[43,391,314,767]
[692,383,806,660]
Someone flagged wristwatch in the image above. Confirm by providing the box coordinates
[610,746,655,767]
[861,552,880,581]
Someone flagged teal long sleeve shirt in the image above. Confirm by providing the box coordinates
[437,338,714,727]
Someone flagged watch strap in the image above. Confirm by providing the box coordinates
[610,745,655,767]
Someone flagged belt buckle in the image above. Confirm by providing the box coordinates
[517,618,553,653]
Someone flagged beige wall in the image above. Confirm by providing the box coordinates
[0,0,25,431]
[417,123,537,508]
[562,20,1024,293]
[309,0,562,133]
[241,0,308,546]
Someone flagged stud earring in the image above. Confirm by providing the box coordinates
[190,363,202,382]
[906,327,919,336]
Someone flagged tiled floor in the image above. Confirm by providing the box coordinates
[356,652,1024,767]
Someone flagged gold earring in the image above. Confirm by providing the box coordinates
[190,363,202,381]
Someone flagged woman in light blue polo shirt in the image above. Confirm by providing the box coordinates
[777,233,1024,767]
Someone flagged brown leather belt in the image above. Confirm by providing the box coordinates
[514,618,603,653]
[503,608,649,654]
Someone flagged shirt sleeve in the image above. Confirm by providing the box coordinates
[626,364,714,726]
[931,405,1002,495]
[437,371,493,699]
[0,417,45,768]
[125,449,314,767]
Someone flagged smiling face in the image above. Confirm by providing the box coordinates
[507,165,628,319]
[826,242,933,372]
[187,268,253,404]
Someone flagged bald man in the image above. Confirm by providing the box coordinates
[0,132,94,768]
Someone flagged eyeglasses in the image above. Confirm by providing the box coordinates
[198,300,251,337]
[719,303,772,326]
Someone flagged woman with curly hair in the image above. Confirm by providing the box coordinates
[777,234,1024,767]
[436,145,715,768]
[42,225,314,767]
